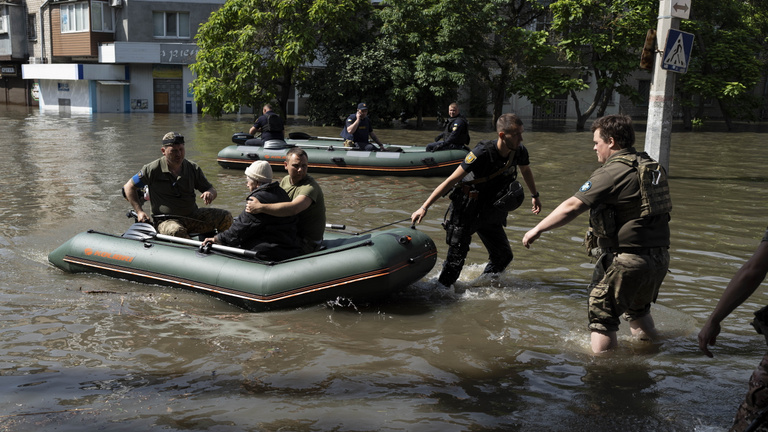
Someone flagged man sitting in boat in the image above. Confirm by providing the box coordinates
[123,131,233,239]
[426,102,470,152]
[203,161,302,261]
[246,147,326,255]
[341,102,385,151]
[249,103,285,142]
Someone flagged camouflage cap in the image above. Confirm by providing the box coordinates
[162,132,185,146]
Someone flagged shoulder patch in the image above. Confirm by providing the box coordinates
[464,152,477,164]
[579,181,592,192]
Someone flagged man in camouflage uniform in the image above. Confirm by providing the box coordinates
[523,114,671,353]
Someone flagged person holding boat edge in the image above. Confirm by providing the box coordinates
[123,131,233,238]
[203,161,301,261]
[411,113,542,288]
[246,147,326,254]
[341,102,385,151]
[426,102,470,152]
[522,114,671,354]
[249,104,284,142]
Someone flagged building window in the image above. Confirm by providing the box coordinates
[153,12,190,38]
[91,1,113,32]
[0,7,8,34]
[638,79,651,107]
[61,3,89,33]
[28,13,37,40]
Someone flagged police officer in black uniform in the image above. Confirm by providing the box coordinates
[411,113,542,287]
[426,102,470,152]
[249,104,284,142]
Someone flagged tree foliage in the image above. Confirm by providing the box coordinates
[190,0,371,118]
[548,0,656,131]
[678,0,768,129]
[192,0,768,129]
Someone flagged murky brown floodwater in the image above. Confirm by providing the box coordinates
[1,104,767,431]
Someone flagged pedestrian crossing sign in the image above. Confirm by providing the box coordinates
[662,29,694,73]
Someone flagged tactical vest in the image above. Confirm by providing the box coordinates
[262,112,283,132]
[590,151,672,238]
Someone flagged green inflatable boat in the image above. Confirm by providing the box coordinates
[216,132,469,177]
[48,223,438,311]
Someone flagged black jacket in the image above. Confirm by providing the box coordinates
[217,181,301,261]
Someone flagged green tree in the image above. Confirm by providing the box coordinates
[373,0,491,127]
[548,0,656,130]
[190,0,371,118]
[299,40,400,127]
[467,0,570,125]
[301,0,492,128]
[678,0,768,130]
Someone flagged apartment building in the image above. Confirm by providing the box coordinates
[21,0,223,114]
[0,0,35,105]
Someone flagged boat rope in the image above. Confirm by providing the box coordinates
[355,218,413,235]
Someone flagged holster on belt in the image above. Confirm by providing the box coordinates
[443,185,479,247]
[582,227,602,262]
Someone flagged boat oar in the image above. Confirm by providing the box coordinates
[122,223,258,259]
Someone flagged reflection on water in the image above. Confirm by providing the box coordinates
[1,105,767,431]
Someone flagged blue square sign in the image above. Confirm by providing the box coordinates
[662,29,695,73]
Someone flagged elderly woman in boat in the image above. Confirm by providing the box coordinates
[203,161,301,261]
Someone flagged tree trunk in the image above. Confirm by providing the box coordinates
[718,98,733,131]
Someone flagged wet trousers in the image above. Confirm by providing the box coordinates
[438,221,513,287]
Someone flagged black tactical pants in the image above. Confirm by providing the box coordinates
[438,221,513,287]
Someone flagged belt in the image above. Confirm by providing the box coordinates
[607,246,667,255]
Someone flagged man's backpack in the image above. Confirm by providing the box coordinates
[611,151,672,218]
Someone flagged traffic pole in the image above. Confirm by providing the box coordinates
[644,0,679,174]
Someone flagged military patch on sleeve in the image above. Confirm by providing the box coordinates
[464,152,477,164]
[579,181,592,192]
[452,124,458,131]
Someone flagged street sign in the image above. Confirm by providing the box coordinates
[661,29,694,73]
[670,0,691,19]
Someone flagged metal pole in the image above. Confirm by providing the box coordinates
[644,0,679,173]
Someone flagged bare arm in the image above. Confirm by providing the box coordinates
[346,112,362,134]
[123,179,150,223]
[247,194,312,217]
[698,240,768,357]
[200,187,217,205]
[519,165,541,215]
[410,166,468,224]
[522,196,589,248]
[369,131,384,147]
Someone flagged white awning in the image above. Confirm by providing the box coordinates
[97,80,130,85]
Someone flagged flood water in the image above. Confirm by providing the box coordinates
[1,104,767,431]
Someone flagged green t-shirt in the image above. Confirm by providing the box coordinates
[279,174,326,246]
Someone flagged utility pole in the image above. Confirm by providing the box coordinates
[644,0,678,173]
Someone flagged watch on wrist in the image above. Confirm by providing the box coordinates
[532,192,540,199]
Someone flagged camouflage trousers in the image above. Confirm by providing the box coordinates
[157,207,233,239]
[587,248,669,333]
[730,352,768,432]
